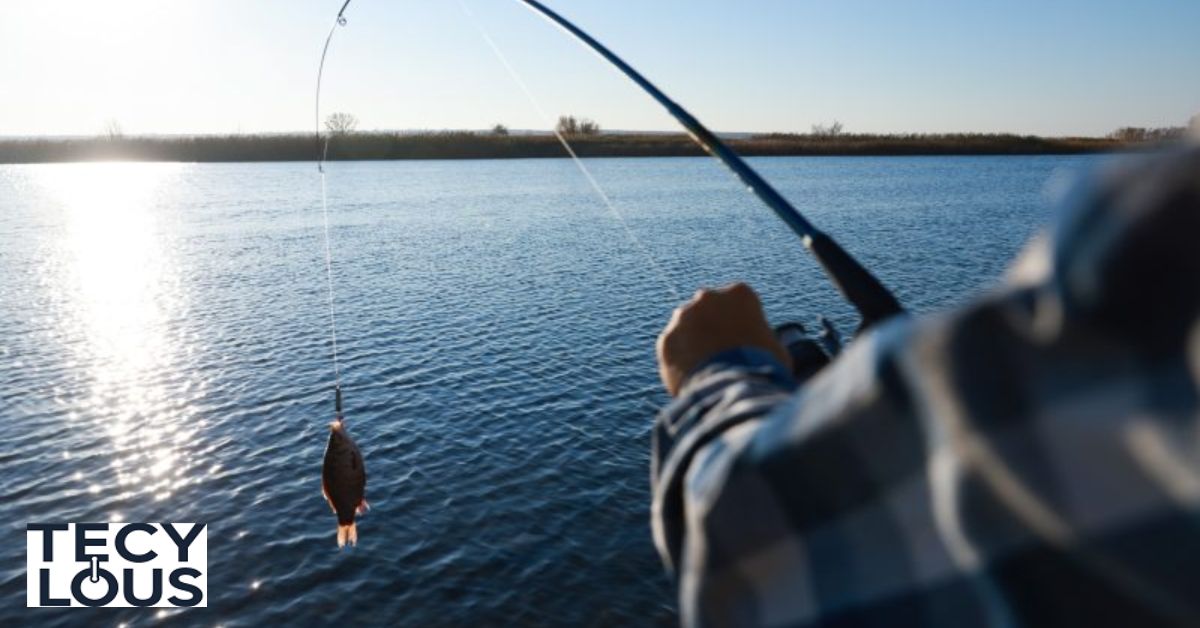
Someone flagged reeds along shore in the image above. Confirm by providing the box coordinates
[0,131,1138,164]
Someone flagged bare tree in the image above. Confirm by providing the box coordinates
[1109,127,1148,142]
[1109,126,1186,143]
[325,112,359,135]
[103,119,123,140]
[491,123,509,136]
[557,115,600,136]
[556,115,579,135]
[811,120,844,137]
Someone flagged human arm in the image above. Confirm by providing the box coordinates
[650,146,1200,625]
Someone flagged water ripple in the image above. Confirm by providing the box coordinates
[0,156,1098,625]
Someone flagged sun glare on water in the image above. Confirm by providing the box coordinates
[50,164,171,355]
[34,162,204,512]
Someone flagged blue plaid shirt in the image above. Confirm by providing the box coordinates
[651,145,1200,627]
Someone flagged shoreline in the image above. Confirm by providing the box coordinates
[0,132,1131,164]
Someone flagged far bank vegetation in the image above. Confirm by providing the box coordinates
[1,114,1194,164]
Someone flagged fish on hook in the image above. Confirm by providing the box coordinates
[322,417,368,547]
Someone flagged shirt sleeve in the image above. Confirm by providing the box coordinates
[648,145,1200,627]
[651,323,938,627]
[651,347,797,574]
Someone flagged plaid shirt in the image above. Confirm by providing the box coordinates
[651,145,1200,627]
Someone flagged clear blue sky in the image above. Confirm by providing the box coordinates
[2,0,1197,137]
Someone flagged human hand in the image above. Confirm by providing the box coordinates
[656,283,792,396]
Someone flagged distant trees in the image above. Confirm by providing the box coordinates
[103,119,123,140]
[491,123,509,136]
[556,115,600,136]
[0,131,1129,164]
[1107,126,1185,142]
[556,116,577,135]
[810,120,844,137]
[325,112,359,135]
[1191,114,1199,132]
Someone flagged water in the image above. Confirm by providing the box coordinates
[0,155,1100,625]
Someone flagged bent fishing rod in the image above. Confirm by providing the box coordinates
[318,0,902,329]
[316,0,354,174]
[517,0,904,329]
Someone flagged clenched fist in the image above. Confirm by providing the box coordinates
[656,283,792,396]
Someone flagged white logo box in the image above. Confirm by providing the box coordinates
[27,523,207,608]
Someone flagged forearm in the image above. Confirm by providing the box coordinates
[651,347,796,573]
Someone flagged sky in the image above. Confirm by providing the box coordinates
[1,0,1198,137]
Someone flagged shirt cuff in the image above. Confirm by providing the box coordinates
[682,346,795,393]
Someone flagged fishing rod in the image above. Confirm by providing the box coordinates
[316,0,354,174]
[315,0,354,416]
[516,0,904,329]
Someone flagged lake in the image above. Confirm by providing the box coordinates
[0,155,1102,626]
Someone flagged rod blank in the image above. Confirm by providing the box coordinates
[517,0,904,327]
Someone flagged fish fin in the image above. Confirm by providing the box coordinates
[319,482,338,516]
[356,499,370,515]
[337,522,357,548]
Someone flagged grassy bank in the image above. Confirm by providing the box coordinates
[0,131,1126,164]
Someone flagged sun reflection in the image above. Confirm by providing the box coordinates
[34,162,201,508]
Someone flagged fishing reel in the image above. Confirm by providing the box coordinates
[774,317,844,384]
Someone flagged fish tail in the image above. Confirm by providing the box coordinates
[356,499,370,515]
[337,522,358,548]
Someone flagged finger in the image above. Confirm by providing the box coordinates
[658,361,679,397]
[667,305,684,328]
[656,322,679,357]
[725,281,759,303]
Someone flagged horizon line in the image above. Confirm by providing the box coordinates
[0,128,1172,141]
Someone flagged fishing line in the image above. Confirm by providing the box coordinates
[457,0,684,303]
[515,0,904,331]
[319,172,342,391]
[317,0,353,172]
[315,0,353,408]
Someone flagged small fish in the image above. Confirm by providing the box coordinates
[322,418,368,547]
